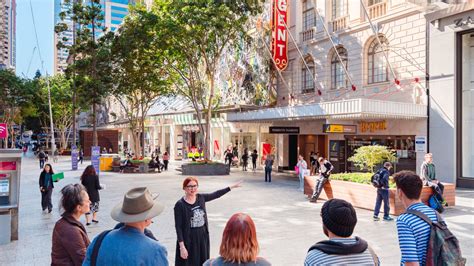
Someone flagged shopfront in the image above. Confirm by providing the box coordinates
[427,4,474,187]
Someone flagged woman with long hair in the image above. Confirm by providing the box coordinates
[174,177,242,266]
[80,165,101,225]
[39,163,54,213]
[51,184,91,265]
[204,213,271,265]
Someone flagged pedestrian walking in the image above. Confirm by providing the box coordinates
[373,162,394,221]
[163,151,170,171]
[78,149,84,164]
[296,155,308,191]
[83,187,168,265]
[304,199,380,265]
[264,154,273,182]
[53,149,59,163]
[38,149,46,169]
[420,153,446,208]
[39,164,54,213]
[310,157,334,203]
[394,171,465,265]
[251,149,258,171]
[80,165,102,226]
[174,177,242,266]
[225,149,233,168]
[203,213,271,266]
[51,184,91,266]
[242,148,249,171]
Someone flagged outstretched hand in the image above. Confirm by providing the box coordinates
[229,180,243,190]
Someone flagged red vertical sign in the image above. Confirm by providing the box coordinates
[0,123,7,139]
[272,0,288,71]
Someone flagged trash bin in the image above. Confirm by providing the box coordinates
[100,154,120,171]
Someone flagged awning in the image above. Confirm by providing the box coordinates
[167,113,230,128]
[227,98,427,122]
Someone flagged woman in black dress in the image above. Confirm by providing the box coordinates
[39,164,54,213]
[80,165,101,226]
[174,177,242,266]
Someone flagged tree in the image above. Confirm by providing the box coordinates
[55,0,113,147]
[155,0,262,161]
[348,145,396,173]
[110,5,172,157]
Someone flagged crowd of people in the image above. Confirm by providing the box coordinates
[36,148,464,266]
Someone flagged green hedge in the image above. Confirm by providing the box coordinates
[330,172,396,188]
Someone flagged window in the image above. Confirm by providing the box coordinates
[331,46,348,90]
[332,0,347,19]
[303,0,316,31]
[367,36,389,84]
[301,57,315,93]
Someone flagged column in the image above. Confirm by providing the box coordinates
[256,125,261,169]
[220,126,225,162]
[170,125,175,159]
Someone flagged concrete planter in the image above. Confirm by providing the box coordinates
[182,163,230,176]
[304,176,455,215]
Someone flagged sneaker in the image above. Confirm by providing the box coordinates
[442,200,448,207]
[86,223,91,226]
[309,198,317,203]
[48,209,52,214]
[373,216,380,221]
[383,216,394,221]
[92,220,99,223]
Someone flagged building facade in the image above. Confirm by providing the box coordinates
[0,0,16,69]
[426,1,474,188]
[229,0,431,176]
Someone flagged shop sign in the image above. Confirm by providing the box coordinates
[0,123,7,139]
[323,124,357,134]
[358,121,387,133]
[0,162,16,171]
[454,16,474,28]
[269,126,299,134]
[415,136,427,152]
[272,0,288,71]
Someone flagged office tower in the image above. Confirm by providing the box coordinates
[0,0,16,69]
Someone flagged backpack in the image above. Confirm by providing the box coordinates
[371,169,383,188]
[38,151,45,159]
[404,209,466,266]
[428,195,444,213]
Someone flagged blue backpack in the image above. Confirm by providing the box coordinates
[429,195,444,213]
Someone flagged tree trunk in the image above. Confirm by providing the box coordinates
[60,129,66,150]
[92,103,98,147]
[141,118,146,158]
[205,75,215,161]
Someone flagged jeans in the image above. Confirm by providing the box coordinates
[39,159,45,169]
[163,160,169,171]
[374,188,390,218]
[429,182,445,202]
[265,167,272,182]
[298,171,305,190]
[41,188,53,211]
[311,176,328,200]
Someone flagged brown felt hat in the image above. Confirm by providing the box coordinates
[111,187,164,223]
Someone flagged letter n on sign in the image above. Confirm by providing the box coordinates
[273,0,288,71]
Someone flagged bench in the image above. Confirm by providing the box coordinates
[303,175,456,215]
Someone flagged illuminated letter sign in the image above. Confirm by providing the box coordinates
[273,0,288,71]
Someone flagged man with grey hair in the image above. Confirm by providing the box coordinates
[420,153,446,206]
[373,162,394,221]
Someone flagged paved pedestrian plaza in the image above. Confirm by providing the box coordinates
[1,155,473,265]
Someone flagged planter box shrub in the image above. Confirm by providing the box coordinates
[182,162,230,176]
[304,174,455,216]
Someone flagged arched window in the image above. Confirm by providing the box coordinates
[367,36,389,84]
[301,57,315,93]
[330,46,348,90]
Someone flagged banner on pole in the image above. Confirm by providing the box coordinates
[91,146,100,175]
[272,0,288,71]
[71,145,78,171]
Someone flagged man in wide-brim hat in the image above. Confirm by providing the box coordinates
[83,187,169,266]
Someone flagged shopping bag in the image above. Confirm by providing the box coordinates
[294,166,299,175]
[52,172,64,182]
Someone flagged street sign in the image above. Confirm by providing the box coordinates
[0,123,7,139]
[91,146,100,176]
[269,126,299,134]
[415,136,427,152]
[323,124,357,134]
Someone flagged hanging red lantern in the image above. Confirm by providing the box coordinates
[351,84,357,91]
[395,79,400,85]
[317,90,322,96]
[414,77,419,83]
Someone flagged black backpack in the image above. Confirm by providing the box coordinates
[371,169,383,188]
[405,209,466,266]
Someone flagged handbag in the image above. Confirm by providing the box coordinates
[294,165,299,174]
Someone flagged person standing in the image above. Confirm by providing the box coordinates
[251,149,258,172]
[80,165,102,226]
[304,199,379,265]
[204,213,271,266]
[310,157,334,203]
[174,177,242,266]
[264,154,274,182]
[39,164,54,213]
[420,153,446,205]
[83,187,168,265]
[373,162,394,221]
[51,184,91,266]
[296,155,308,191]
[53,149,59,163]
[38,149,46,169]
[78,149,84,164]
[226,149,234,168]
[242,148,249,171]
[163,151,170,171]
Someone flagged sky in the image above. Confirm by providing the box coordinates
[15,0,54,79]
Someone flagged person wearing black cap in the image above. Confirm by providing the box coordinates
[304,199,380,265]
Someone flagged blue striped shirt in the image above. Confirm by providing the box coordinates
[397,202,437,265]
[304,238,377,265]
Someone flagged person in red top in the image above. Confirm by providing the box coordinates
[163,151,170,171]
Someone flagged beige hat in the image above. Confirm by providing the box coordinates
[111,187,164,223]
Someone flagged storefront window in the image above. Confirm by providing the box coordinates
[461,33,474,178]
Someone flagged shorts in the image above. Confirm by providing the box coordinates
[87,201,99,214]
